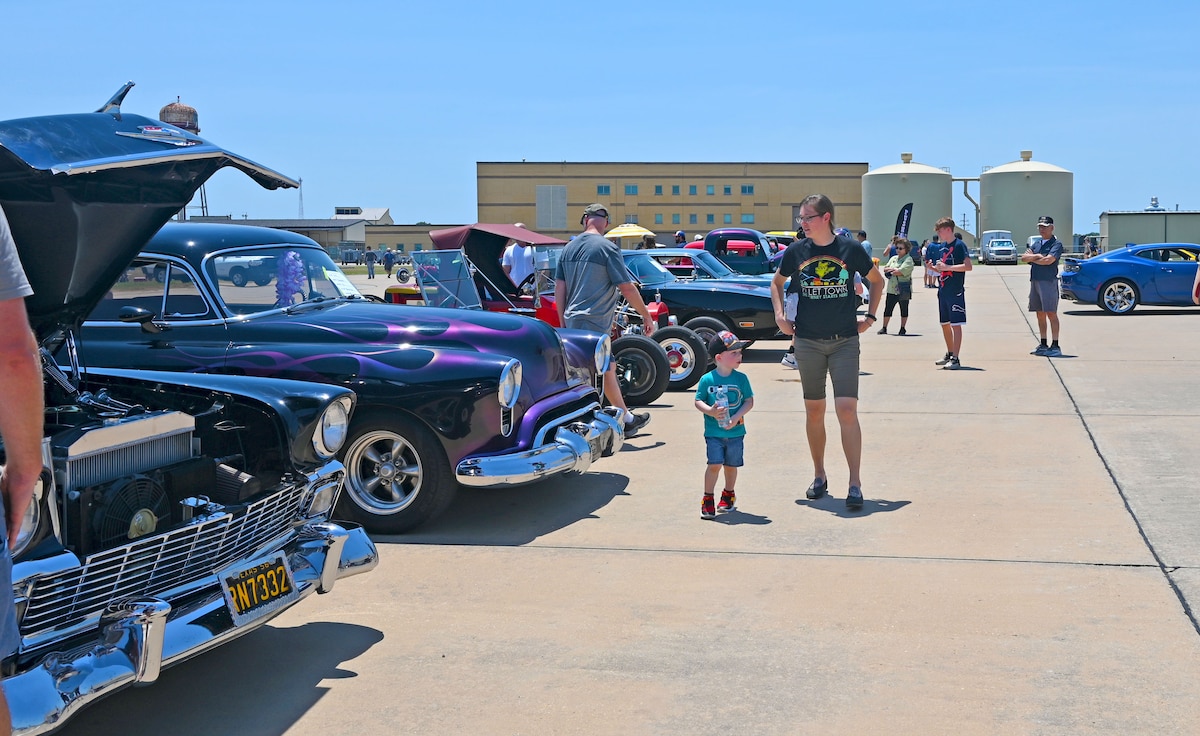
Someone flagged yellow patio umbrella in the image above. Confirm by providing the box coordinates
[604,223,657,240]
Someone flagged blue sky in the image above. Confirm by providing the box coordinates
[3,0,1195,235]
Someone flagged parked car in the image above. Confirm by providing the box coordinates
[77,221,623,534]
[405,223,679,400]
[702,227,780,275]
[0,84,378,735]
[621,250,781,345]
[1060,243,1200,314]
[339,247,364,265]
[642,247,774,288]
[979,230,1018,265]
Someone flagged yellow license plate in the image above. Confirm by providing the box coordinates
[221,553,299,625]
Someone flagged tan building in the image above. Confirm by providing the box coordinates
[1099,208,1200,252]
[476,161,868,241]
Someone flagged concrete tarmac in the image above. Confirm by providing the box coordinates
[60,263,1200,735]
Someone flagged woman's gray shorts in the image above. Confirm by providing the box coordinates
[1028,279,1060,313]
[794,334,861,400]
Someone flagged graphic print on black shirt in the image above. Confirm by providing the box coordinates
[780,234,873,340]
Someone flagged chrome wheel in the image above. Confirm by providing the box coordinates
[1100,280,1138,314]
[343,429,423,515]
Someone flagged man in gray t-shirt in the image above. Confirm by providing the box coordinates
[555,203,656,436]
[0,202,44,730]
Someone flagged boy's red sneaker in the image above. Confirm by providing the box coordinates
[701,494,716,520]
[717,490,736,513]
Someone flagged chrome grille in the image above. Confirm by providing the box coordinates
[20,483,308,639]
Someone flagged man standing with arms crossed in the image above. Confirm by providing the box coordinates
[1022,215,1064,357]
[556,204,654,436]
[771,194,884,511]
[0,203,44,735]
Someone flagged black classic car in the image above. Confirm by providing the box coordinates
[0,85,378,734]
[76,232,622,537]
[620,250,781,344]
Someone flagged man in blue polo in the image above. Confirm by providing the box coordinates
[1022,215,1064,357]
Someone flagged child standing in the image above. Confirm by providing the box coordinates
[694,331,755,520]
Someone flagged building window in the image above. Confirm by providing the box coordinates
[396,243,405,251]
[597,184,611,196]
[689,214,698,225]
[627,214,639,224]
[724,214,733,224]
[672,214,680,225]
[625,184,638,195]
[654,185,663,195]
[741,214,755,224]
[706,185,715,195]
[672,185,680,195]
[655,214,663,224]
[706,214,715,224]
[723,185,732,196]
[741,184,754,195]
[414,243,423,251]
[689,185,697,195]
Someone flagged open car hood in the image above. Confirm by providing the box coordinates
[0,83,297,342]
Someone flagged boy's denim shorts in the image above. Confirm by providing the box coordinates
[705,435,745,467]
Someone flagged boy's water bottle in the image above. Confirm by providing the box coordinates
[713,385,733,429]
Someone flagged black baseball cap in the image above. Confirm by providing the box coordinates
[708,330,751,359]
[1037,216,1054,226]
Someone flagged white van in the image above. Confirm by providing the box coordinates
[979,230,1018,265]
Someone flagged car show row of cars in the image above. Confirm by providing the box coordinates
[3,84,1197,735]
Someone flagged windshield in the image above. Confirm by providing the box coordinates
[686,249,736,278]
[409,249,484,309]
[624,253,676,285]
[204,246,362,314]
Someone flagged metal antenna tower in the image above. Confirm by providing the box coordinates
[298,177,304,219]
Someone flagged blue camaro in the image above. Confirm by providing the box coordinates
[1060,243,1200,314]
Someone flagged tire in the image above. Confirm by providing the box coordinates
[683,315,731,346]
[395,268,412,284]
[229,267,248,287]
[1099,279,1139,314]
[252,272,272,286]
[611,334,670,407]
[652,326,708,391]
[335,411,456,534]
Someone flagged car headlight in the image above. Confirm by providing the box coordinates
[498,359,522,409]
[595,335,612,373]
[9,474,43,558]
[312,396,352,459]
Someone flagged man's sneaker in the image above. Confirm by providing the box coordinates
[935,352,953,366]
[717,490,736,513]
[846,486,864,511]
[1031,344,1049,356]
[898,327,907,336]
[877,326,887,335]
[1044,345,1062,357]
[623,412,651,437]
[805,477,828,500]
[701,495,716,520]
[781,352,797,368]
[943,356,961,370]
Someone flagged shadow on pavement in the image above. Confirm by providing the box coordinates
[1064,308,1200,317]
[382,471,631,546]
[57,622,383,736]
[795,496,911,518]
[710,509,771,525]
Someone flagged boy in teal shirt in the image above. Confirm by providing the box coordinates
[694,331,756,520]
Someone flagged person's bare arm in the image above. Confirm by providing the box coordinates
[0,298,43,549]
[771,271,793,336]
[554,279,567,325]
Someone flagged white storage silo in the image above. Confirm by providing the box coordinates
[980,151,1073,247]
[862,153,953,256]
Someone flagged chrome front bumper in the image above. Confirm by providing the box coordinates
[455,407,624,486]
[6,521,378,736]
